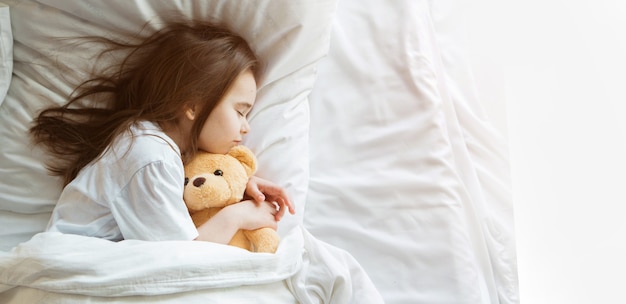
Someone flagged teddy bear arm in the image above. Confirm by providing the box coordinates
[243,228,280,253]
[229,230,253,251]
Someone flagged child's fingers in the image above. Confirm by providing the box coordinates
[278,196,295,214]
[264,201,281,224]
[274,201,285,220]
[287,199,295,214]
[264,197,290,220]
[246,183,265,203]
[265,190,294,214]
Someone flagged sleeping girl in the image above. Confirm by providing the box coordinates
[29,20,295,243]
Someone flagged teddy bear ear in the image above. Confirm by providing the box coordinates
[228,145,257,177]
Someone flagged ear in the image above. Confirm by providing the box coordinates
[184,104,197,121]
[228,145,257,177]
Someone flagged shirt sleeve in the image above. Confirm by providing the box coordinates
[109,160,199,241]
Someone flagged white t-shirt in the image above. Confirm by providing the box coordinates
[46,121,199,241]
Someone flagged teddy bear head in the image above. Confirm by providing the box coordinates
[183,145,257,212]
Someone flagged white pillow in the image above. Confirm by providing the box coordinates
[0,3,11,106]
[0,0,337,250]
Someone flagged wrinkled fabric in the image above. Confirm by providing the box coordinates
[0,226,383,303]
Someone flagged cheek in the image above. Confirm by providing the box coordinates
[196,120,216,147]
[218,113,240,133]
[204,110,230,131]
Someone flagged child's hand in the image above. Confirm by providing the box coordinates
[226,200,279,231]
[195,200,278,244]
[245,176,295,221]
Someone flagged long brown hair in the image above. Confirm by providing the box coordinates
[30,20,258,186]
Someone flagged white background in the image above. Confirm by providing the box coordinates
[466,1,626,303]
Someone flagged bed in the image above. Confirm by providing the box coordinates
[0,0,519,303]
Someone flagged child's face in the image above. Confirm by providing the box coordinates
[198,69,257,154]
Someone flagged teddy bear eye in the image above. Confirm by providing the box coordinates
[213,169,223,176]
[184,177,189,186]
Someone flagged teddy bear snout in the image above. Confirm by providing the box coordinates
[192,177,206,187]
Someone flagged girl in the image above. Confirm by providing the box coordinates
[30,20,295,244]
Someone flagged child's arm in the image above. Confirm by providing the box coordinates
[245,176,296,220]
[194,199,278,244]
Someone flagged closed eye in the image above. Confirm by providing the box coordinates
[235,102,253,117]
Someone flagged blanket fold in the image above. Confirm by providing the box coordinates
[0,226,383,303]
[0,227,304,296]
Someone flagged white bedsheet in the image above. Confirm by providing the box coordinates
[304,0,518,303]
[0,226,383,303]
[0,3,10,105]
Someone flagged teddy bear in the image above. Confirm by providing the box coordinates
[183,145,280,253]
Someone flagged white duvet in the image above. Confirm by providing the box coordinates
[0,226,383,303]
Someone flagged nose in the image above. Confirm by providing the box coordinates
[241,119,250,134]
[193,177,206,187]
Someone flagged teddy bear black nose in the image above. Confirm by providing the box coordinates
[193,177,206,187]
